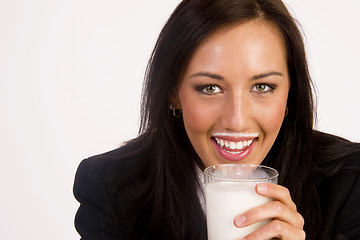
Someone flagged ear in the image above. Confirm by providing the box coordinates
[170,88,181,109]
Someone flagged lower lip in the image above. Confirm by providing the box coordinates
[211,138,256,162]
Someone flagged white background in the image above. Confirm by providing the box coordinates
[0,0,359,239]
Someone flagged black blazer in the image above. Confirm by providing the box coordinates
[317,151,360,239]
[74,148,360,239]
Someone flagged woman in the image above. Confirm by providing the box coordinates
[73,0,360,239]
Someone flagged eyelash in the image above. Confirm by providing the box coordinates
[195,83,276,95]
[251,83,277,93]
[195,84,223,95]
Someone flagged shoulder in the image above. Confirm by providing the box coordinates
[311,131,360,177]
[74,141,147,201]
[317,147,360,239]
[73,146,133,216]
[342,150,360,169]
[319,149,360,190]
[73,144,146,239]
[74,147,129,193]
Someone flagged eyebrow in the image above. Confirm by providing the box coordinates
[190,71,283,81]
[189,72,224,80]
[251,71,283,80]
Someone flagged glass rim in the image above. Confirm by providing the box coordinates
[203,163,279,182]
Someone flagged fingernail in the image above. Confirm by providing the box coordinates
[257,183,267,193]
[235,215,246,227]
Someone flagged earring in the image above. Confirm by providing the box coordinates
[285,107,288,117]
[169,105,182,118]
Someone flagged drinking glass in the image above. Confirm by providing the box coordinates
[204,164,278,240]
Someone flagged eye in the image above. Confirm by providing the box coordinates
[198,84,223,95]
[251,83,275,93]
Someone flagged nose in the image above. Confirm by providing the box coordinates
[221,93,251,132]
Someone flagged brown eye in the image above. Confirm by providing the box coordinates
[206,85,217,93]
[252,83,274,93]
[255,84,266,91]
[201,85,222,94]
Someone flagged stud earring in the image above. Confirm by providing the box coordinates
[285,107,288,117]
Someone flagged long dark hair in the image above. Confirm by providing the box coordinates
[114,0,359,239]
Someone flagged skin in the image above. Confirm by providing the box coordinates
[173,20,305,239]
[174,20,289,168]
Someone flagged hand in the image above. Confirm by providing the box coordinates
[233,183,305,240]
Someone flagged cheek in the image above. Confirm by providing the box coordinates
[255,100,286,135]
[181,99,217,135]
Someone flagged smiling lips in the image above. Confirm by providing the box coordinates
[214,137,255,154]
[212,133,258,161]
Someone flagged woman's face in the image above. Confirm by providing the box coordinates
[173,20,290,168]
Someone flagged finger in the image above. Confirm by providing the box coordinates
[256,183,297,211]
[242,220,306,240]
[234,200,304,229]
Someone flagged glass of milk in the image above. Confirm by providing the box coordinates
[204,164,278,240]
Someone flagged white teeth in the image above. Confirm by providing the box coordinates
[236,141,243,149]
[214,137,254,151]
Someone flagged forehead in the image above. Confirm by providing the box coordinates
[198,19,285,55]
[183,19,287,76]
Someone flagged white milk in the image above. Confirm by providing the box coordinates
[205,182,272,240]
